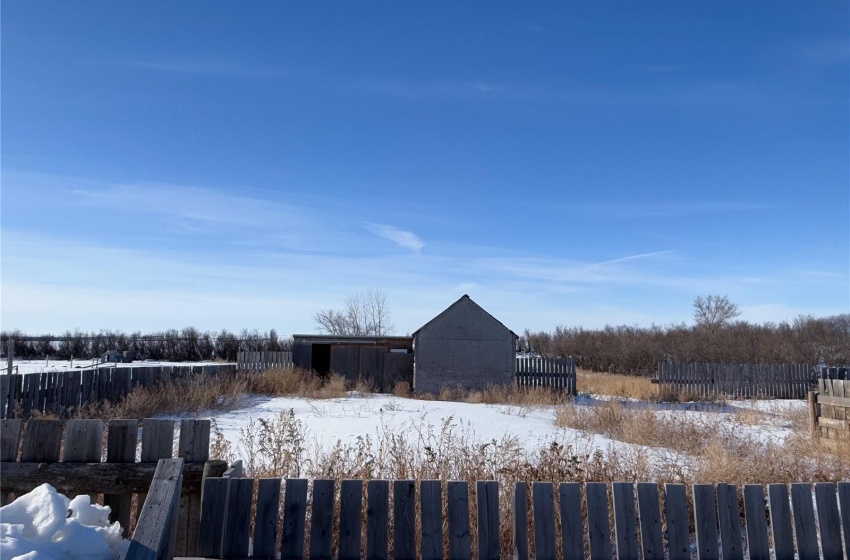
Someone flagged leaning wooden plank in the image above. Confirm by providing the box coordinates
[309,479,335,560]
[532,482,556,560]
[789,483,818,560]
[367,479,389,560]
[664,484,691,560]
[176,419,210,557]
[613,482,639,560]
[281,479,308,560]
[339,480,364,560]
[742,485,770,560]
[197,477,229,558]
[813,483,842,560]
[693,484,719,560]
[586,482,612,560]
[447,481,471,560]
[420,480,443,560]
[222,478,255,559]
[559,482,584,560]
[125,458,184,560]
[513,483,529,560]
[252,478,282,560]
[838,482,850,560]
[20,418,63,462]
[715,483,743,560]
[477,481,499,560]
[395,480,417,560]
[767,484,794,560]
[636,483,663,560]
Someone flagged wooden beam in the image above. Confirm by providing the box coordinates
[816,395,850,407]
[0,460,221,495]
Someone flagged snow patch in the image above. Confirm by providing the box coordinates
[0,484,129,560]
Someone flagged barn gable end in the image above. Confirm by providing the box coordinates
[413,295,517,394]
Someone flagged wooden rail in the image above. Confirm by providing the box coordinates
[195,478,850,560]
[0,364,236,418]
[811,378,850,440]
[237,351,293,372]
[657,362,813,399]
[0,418,221,557]
[515,356,576,395]
[126,458,185,560]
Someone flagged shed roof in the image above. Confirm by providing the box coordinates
[292,334,413,345]
[412,295,518,338]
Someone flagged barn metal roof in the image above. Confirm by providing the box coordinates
[412,294,518,338]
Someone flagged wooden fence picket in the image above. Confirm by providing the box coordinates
[658,362,815,399]
[169,476,850,560]
[515,356,576,395]
[0,363,235,418]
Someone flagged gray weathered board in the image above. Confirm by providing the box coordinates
[191,479,850,560]
[658,362,813,399]
[515,356,576,394]
[814,378,849,440]
[0,364,236,418]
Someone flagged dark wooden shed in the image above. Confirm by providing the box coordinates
[292,335,413,392]
[412,295,518,394]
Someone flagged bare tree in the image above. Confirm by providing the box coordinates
[693,294,741,328]
[313,290,395,336]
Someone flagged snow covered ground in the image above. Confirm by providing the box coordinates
[196,392,806,470]
[5,359,231,375]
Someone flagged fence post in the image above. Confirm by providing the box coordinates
[6,339,13,376]
[808,390,818,438]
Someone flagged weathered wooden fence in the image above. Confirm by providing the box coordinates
[657,362,814,399]
[811,378,850,441]
[515,356,576,394]
[0,363,236,418]
[190,475,850,560]
[237,351,294,372]
[820,366,849,380]
[0,418,221,557]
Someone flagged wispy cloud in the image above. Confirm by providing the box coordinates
[781,37,850,68]
[363,222,424,252]
[572,201,781,219]
[72,182,307,229]
[351,78,501,97]
[592,250,675,266]
[126,58,288,78]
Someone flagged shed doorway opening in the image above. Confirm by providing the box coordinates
[311,344,331,375]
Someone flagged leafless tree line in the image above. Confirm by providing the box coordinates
[0,328,292,362]
[520,313,850,376]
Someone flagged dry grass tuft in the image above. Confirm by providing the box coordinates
[577,369,657,400]
[392,381,412,398]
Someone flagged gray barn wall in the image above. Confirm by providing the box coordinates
[414,297,515,394]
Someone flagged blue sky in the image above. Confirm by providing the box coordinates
[2,2,848,335]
